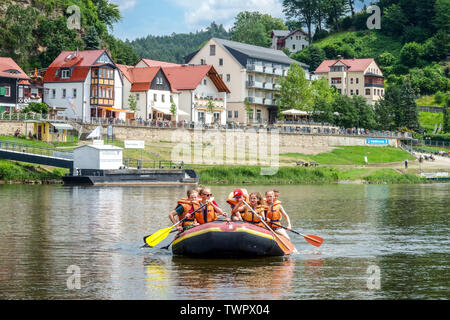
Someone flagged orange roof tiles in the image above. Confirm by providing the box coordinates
[314,58,376,73]
[0,57,30,79]
[140,59,180,67]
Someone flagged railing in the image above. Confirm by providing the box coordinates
[123,159,184,170]
[413,139,450,148]
[0,140,73,157]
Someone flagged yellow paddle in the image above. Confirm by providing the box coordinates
[143,203,207,247]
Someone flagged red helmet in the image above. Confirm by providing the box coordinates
[233,189,243,198]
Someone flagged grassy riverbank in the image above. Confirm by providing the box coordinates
[195,165,427,185]
[0,160,66,183]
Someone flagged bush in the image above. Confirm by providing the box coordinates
[312,29,329,42]
[434,92,445,105]
[400,42,424,68]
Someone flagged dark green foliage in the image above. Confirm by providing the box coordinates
[22,102,49,114]
[129,22,231,64]
[84,25,101,50]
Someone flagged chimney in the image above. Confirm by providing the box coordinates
[337,55,343,60]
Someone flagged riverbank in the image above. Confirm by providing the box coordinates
[194,165,429,185]
[0,160,66,184]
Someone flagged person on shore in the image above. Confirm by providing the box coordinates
[169,189,200,232]
[228,188,249,221]
[265,190,292,239]
[195,187,227,224]
[234,192,267,228]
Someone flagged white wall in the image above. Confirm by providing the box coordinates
[284,33,309,53]
[74,146,123,170]
[43,81,85,121]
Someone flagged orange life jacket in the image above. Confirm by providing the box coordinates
[241,204,268,228]
[266,201,282,229]
[194,201,218,224]
[177,198,200,227]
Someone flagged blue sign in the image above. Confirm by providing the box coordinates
[366,138,389,145]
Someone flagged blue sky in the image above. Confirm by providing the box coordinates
[110,0,371,41]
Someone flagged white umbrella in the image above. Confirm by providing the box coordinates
[282,109,308,115]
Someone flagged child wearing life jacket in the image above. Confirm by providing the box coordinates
[169,189,200,232]
[228,188,249,221]
[236,192,267,228]
[265,190,292,239]
[195,187,227,224]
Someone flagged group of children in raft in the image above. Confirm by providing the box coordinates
[169,186,292,239]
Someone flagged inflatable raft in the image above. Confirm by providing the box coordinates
[172,220,296,258]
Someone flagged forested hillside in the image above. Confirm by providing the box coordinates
[0,0,139,73]
[128,22,231,64]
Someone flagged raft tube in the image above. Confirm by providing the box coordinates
[172,220,296,258]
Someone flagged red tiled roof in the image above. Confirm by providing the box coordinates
[162,65,230,93]
[116,64,134,82]
[48,50,109,68]
[44,50,113,83]
[0,57,30,79]
[121,67,161,92]
[43,67,91,83]
[140,59,180,67]
[314,58,376,73]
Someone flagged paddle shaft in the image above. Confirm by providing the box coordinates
[242,200,293,252]
[269,222,321,245]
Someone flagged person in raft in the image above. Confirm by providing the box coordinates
[232,191,268,228]
[265,190,292,239]
[227,188,249,221]
[169,189,200,232]
[195,187,227,224]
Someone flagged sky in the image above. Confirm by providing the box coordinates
[110,0,370,41]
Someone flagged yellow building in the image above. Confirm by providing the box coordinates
[27,120,74,143]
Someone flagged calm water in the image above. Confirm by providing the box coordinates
[0,184,448,300]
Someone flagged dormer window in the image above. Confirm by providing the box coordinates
[4,69,20,75]
[61,69,71,79]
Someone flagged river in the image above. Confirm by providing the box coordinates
[0,184,448,300]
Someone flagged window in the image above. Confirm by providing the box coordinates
[356,78,359,84]
[366,89,371,95]
[170,95,173,103]
[4,86,11,97]
[210,45,216,56]
[219,58,223,66]
[356,89,359,95]
[156,77,163,85]
[73,89,77,98]
[220,74,223,79]
[228,111,232,118]
[234,110,238,118]
[136,93,140,101]
[256,109,262,122]
[292,44,296,50]
[302,45,305,49]
[350,90,354,95]
[350,78,353,84]
[337,89,342,94]
[203,79,207,85]
[161,94,165,103]
[331,77,342,84]
[226,74,230,82]
[62,89,66,98]
[154,94,157,102]
[200,59,206,65]
[61,69,70,79]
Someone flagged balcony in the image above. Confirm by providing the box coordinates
[247,96,263,104]
[247,64,287,76]
[194,95,225,109]
[246,81,264,89]
[263,82,273,90]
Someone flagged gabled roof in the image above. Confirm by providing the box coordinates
[48,50,110,68]
[314,58,376,73]
[117,66,162,92]
[139,59,180,67]
[162,65,230,93]
[284,29,308,38]
[43,50,115,83]
[272,30,290,38]
[212,38,308,68]
[0,57,30,80]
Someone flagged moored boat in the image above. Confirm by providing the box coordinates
[171,220,296,258]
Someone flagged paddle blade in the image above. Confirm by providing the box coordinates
[143,226,174,247]
[304,234,324,247]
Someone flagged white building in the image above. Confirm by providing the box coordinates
[43,50,128,122]
[271,29,310,54]
[73,144,123,171]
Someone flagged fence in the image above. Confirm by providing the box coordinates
[123,159,184,170]
[0,140,72,158]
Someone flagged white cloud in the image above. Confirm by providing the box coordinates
[169,0,284,30]
[111,0,138,11]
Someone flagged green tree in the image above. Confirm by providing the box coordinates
[324,0,349,32]
[433,0,450,33]
[282,0,317,45]
[399,80,421,131]
[308,45,326,72]
[244,98,253,122]
[84,26,101,50]
[332,95,358,128]
[170,102,177,121]
[353,96,377,130]
[128,95,137,116]
[400,42,424,68]
[278,63,312,111]
[381,4,408,37]
[443,97,450,133]
[231,12,286,47]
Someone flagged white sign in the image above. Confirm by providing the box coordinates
[124,140,145,149]
[93,140,104,146]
